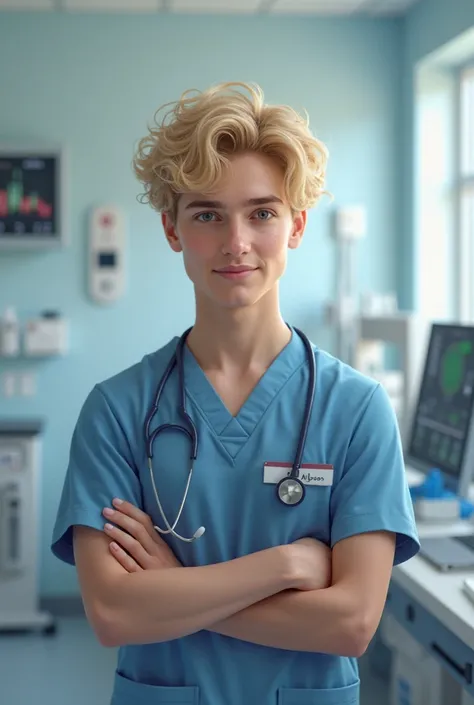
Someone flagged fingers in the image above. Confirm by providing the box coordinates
[108,540,142,573]
[102,503,157,553]
[104,523,152,569]
[111,499,155,534]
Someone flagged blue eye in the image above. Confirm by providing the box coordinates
[255,209,273,220]
[196,212,216,222]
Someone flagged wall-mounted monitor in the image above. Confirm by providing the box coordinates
[0,146,66,249]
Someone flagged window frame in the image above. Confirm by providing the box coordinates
[456,64,474,322]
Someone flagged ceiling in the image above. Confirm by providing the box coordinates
[0,0,422,17]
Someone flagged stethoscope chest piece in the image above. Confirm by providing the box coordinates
[277,477,305,506]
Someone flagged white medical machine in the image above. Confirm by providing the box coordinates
[89,204,126,304]
[0,421,55,634]
[324,203,427,435]
[355,313,429,440]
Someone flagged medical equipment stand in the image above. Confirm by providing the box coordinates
[0,420,56,635]
[355,314,428,442]
[325,206,367,366]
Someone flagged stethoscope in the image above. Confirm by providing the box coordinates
[145,326,316,543]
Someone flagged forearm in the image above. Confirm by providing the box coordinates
[98,546,294,646]
[209,584,368,656]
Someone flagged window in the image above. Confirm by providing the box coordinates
[415,52,474,324]
[461,68,474,177]
[415,65,456,321]
[459,66,474,321]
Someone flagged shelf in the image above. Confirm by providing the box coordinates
[0,354,63,361]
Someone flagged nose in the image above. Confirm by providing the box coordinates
[221,218,251,257]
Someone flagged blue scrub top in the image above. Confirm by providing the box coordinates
[51,329,419,705]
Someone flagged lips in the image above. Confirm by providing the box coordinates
[215,266,257,273]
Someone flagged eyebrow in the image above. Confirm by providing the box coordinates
[184,195,284,210]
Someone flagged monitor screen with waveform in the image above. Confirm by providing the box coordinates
[408,324,474,481]
[0,155,57,239]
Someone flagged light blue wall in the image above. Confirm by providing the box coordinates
[399,0,474,309]
[0,12,403,597]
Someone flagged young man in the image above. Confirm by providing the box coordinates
[52,82,419,705]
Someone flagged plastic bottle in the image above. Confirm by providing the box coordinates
[0,307,20,357]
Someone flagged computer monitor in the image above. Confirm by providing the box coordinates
[0,145,66,249]
[407,323,474,497]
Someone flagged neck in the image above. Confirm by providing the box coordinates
[186,290,291,373]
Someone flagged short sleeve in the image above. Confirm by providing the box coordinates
[330,383,420,565]
[51,384,142,566]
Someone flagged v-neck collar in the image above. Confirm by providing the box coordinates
[181,327,308,443]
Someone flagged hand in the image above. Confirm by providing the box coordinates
[289,537,332,591]
[102,498,182,573]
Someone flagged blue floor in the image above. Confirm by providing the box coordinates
[0,617,389,705]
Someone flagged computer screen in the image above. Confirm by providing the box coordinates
[0,148,63,246]
[408,324,474,484]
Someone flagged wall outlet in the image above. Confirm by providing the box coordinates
[2,372,16,398]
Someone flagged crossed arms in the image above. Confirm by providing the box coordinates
[73,501,395,656]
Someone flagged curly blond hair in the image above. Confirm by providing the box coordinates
[133,82,329,220]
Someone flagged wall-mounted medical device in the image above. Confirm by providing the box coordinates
[89,205,126,304]
[0,145,66,250]
[24,311,68,357]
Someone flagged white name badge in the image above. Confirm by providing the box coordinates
[263,462,334,487]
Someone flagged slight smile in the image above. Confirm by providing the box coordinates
[214,266,258,280]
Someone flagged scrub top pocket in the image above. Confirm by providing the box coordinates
[111,671,200,705]
[278,680,359,705]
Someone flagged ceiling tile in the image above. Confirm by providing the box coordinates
[271,0,362,14]
[0,0,54,8]
[0,0,422,18]
[171,0,261,11]
[62,0,162,11]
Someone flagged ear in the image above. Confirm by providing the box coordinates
[288,210,307,250]
[162,212,182,253]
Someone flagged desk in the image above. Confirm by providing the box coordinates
[384,469,474,698]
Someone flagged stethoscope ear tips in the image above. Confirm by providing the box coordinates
[194,526,206,539]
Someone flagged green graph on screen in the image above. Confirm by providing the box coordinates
[441,341,473,396]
